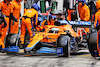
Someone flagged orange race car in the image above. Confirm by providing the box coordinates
[23,20,91,57]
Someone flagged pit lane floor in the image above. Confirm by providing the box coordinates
[0,50,100,67]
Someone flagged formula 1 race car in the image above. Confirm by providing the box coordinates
[24,21,79,57]
[3,19,91,57]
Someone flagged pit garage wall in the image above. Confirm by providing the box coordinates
[53,0,73,11]
[56,0,63,11]
[55,0,89,11]
[53,0,64,11]
[0,0,3,1]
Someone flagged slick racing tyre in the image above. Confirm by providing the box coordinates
[5,34,19,47]
[57,35,70,57]
[88,33,99,57]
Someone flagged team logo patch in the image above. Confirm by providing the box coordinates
[28,10,32,12]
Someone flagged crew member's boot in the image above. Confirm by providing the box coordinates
[19,44,24,49]
[0,45,5,53]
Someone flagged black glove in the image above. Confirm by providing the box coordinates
[10,13,18,22]
[2,19,7,28]
[0,16,7,28]
[0,16,4,24]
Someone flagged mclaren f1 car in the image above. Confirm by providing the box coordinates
[3,19,91,57]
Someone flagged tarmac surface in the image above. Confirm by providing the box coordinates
[0,50,100,67]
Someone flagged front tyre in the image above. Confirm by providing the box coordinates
[57,35,70,57]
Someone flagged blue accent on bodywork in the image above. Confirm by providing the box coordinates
[56,47,63,54]
[3,46,19,52]
[37,47,56,54]
[96,20,99,27]
[25,41,39,51]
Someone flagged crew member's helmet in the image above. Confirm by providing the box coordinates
[31,3,40,11]
[78,0,86,4]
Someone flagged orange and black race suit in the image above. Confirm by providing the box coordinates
[78,4,90,33]
[94,9,100,56]
[10,0,21,34]
[20,8,38,44]
[0,1,12,42]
